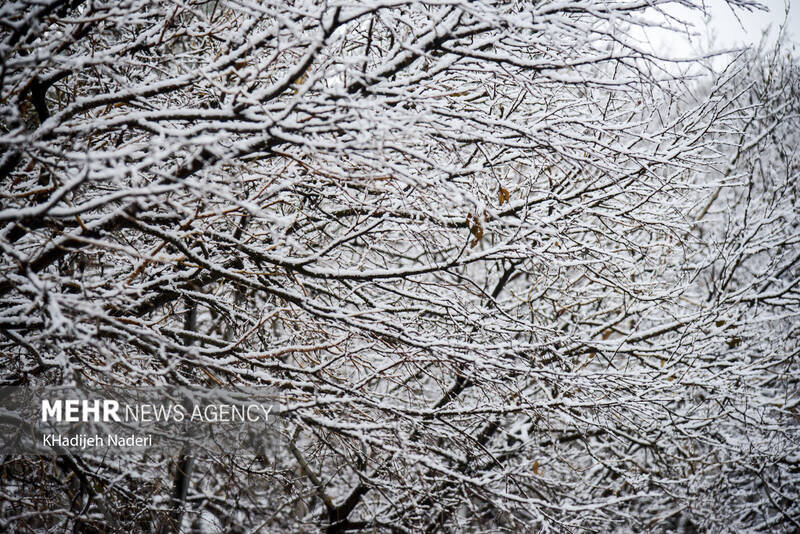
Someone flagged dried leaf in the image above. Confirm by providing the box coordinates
[470,224,483,248]
[498,187,509,205]
[466,213,484,247]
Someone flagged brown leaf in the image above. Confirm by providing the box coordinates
[466,213,484,247]
[498,187,509,205]
[470,224,483,248]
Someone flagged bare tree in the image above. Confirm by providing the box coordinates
[1,0,798,532]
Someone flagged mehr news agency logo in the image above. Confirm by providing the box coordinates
[39,397,273,450]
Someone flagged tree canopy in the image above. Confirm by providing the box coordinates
[1,0,798,532]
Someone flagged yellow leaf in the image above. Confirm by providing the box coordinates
[532,460,540,475]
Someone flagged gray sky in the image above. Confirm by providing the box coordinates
[695,0,797,49]
[638,1,798,61]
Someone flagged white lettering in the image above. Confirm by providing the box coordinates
[82,399,101,421]
[64,399,80,422]
[42,400,61,422]
[104,400,120,422]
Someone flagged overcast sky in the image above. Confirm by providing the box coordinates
[639,0,798,62]
[695,0,797,48]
